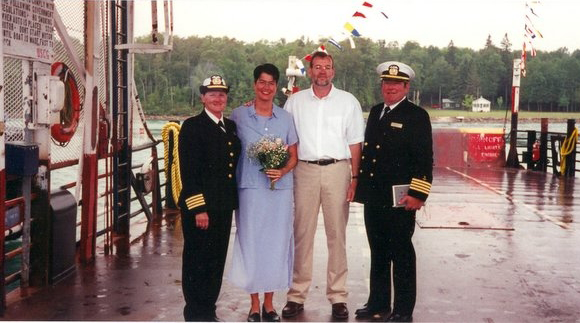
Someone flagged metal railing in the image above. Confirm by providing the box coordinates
[510,119,579,176]
[2,142,168,309]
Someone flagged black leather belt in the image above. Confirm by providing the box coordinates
[301,159,341,166]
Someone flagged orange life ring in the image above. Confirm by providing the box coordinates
[51,62,81,145]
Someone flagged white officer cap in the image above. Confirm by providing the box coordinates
[376,61,415,81]
[199,75,230,94]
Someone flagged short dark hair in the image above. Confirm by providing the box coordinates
[254,63,280,83]
[309,51,334,68]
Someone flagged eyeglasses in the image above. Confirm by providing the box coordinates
[256,79,276,87]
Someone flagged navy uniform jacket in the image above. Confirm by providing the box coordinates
[354,98,433,206]
[177,111,241,215]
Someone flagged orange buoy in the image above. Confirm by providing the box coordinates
[50,62,81,145]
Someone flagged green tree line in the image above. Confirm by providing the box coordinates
[134,34,580,116]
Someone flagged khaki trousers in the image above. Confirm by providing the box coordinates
[287,159,351,304]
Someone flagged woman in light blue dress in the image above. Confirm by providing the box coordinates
[229,64,298,322]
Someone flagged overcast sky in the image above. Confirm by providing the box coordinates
[133,0,579,52]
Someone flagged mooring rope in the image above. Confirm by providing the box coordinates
[161,122,182,205]
[560,127,578,174]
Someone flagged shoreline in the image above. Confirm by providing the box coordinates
[429,117,574,123]
[144,115,574,123]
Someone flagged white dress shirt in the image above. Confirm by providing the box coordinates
[380,97,406,119]
[284,85,365,161]
[205,109,225,125]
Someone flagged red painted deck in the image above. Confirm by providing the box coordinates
[1,166,580,324]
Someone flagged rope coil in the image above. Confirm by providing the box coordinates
[161,122,182,204]
[560,127,578,174]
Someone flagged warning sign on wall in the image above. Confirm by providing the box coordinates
[2,0,54,62]
[467,133,505,163]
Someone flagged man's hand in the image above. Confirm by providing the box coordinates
[346,179,357,202]
[399,195,424,211]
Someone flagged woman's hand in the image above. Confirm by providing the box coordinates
[195,212,210,230]
[265,168,284,182]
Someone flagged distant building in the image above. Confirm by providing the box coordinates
[442,98,460,109]
[472,96,491,112]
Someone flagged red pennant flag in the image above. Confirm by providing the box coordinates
[361,2,388,20]
[353,11,367,18]
[304,45,327,62]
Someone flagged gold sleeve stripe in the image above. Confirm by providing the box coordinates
[410,180,431,190]
[186,194,206,209]
[410,178,431,195]
[410,185,430,195]
[411,178,431,188]
[185,194,204,203]
[186,197,205,205]
[186,199,205,210]
[186,197,205,206]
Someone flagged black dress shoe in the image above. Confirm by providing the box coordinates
[262,305,281,322]
[331,302,349,319]
[354,303,368,315]
[282,301,304,318]
[386,313,413,322]
[355,304,389,320]
[247,311,261,322]
[355,304,374,318]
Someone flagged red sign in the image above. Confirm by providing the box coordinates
[467,133,505,163]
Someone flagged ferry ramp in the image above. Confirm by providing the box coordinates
[1,166,579,324]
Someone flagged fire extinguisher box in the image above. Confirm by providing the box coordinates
[6,142,39,176]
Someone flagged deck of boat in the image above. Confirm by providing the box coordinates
[1,166,579,324]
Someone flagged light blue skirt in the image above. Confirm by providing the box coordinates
[228,187,294,294]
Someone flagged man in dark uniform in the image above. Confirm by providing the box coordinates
[178,75,241,321]
[354,62,433,323]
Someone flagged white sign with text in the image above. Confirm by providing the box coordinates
[2,0,54,62]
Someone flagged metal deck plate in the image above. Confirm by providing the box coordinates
[417,203,514,230]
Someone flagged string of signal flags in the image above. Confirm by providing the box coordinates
[283,0,543,82]
[520,1,543,77]
[288,1,389,78]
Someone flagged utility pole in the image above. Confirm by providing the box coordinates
[506,58,522,168]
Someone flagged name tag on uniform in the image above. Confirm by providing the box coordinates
[391,122,403,128]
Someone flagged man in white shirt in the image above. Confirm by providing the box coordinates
[282,51,365,320]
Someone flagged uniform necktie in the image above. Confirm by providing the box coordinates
[380,106,390,121]
[218,120,226,133]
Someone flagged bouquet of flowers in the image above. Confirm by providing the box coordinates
[247,135,289,190]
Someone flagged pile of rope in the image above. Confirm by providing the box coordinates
[161,122,182,204]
